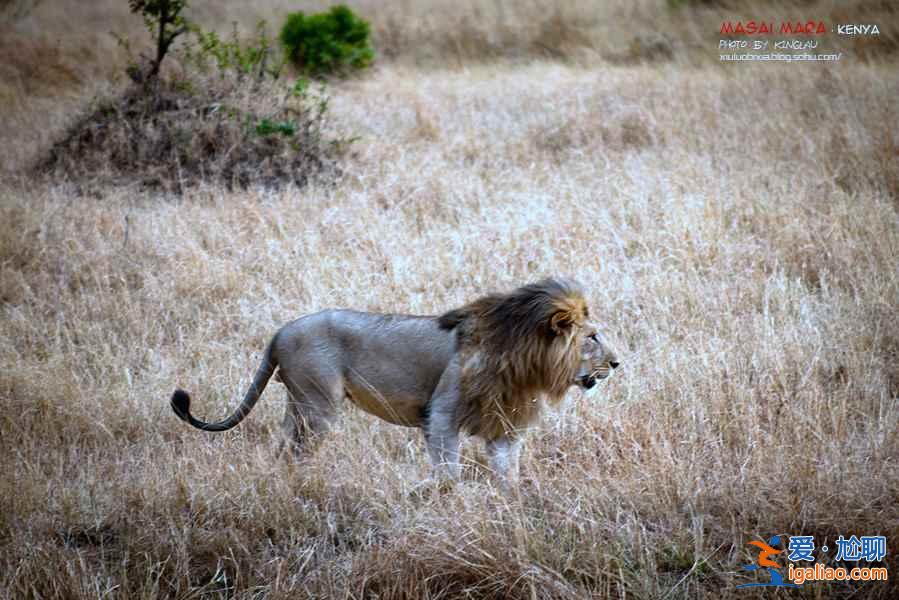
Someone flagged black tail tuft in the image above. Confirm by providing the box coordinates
[171,389,191,422]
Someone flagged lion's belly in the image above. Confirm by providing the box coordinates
[344,382,426,427]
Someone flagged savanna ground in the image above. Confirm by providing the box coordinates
[1,0,898,598]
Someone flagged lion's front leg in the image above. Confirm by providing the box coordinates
[424,428,461,481]
[423,357,463,481]
[485,435,523,490]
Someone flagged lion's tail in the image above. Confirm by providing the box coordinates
[171,339,278,432]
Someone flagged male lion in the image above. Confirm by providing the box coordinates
[171,278,619,486]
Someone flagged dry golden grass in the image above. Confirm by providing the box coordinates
[2,1,899,599]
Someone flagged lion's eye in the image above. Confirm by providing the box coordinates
[588,333,598,342]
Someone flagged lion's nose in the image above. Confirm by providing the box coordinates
[610,361,620,369]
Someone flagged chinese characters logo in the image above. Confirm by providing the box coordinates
[737,534,888,588]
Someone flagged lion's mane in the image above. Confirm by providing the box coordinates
[438,278,588,440]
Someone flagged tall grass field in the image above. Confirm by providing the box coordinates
[1,0,897,598]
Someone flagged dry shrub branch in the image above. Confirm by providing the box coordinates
[40,73,343,192]
[37,4,347,192]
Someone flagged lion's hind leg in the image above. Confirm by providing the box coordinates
[276,369,342,460]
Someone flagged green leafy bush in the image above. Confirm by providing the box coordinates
[186,21,286,80]
[279,5,373,77]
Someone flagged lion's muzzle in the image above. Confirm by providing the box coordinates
[577,360,620,389]
[579,374,598,389]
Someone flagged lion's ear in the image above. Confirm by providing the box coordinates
[549,296,587,335]
[550,308,578,335]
